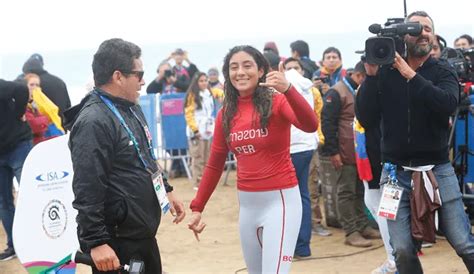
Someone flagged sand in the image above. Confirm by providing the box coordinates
[0,171,467,273]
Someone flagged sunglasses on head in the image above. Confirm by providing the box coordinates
[121,70,144,81]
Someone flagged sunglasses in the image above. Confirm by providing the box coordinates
[122,70,144,81]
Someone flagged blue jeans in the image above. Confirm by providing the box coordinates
[0,140,32,249]
[291,150,314,257]
[383,162,474,274]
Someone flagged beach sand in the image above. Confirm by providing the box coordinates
[1,171,467,273]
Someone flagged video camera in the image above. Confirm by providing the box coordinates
[312,75,330,85]
[441,47,474,84]
[164,69,175,78]
[364,18,423,65]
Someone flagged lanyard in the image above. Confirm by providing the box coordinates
[342,77,356,96]
[97,92,156,173]
[129,108,157,161]
[333,71,340,85]
[383,162,398,184]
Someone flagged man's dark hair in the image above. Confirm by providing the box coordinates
[456,34,473,45]
[322,47,342,60]
[92,38,142,86]
[436,34,447,52]
[283,57,303,69]
[263,51,280,71]
[290,40,310,58]
[353,61,366,75]
[406,11,435,33]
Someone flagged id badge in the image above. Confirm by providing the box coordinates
[152,172,170,214]
[377,184,403,220]
[205,118,215,135]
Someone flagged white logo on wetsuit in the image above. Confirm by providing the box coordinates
[231,128,268,155]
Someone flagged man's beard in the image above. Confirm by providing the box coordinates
[406,36,433,57]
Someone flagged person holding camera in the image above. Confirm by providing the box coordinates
[65,38,185,273]
[169,48,199,92]
[312,74,331,97]
[146,61,179,94]
[356,11,474,274]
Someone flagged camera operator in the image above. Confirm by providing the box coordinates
[356,11,474,274]
[169,48,199,92]
[146,61,179,94]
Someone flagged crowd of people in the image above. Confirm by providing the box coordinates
[1,9,474,274]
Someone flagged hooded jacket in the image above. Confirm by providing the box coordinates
[300,57,319,80]
[23,57,71,115]
[64,89,170,251]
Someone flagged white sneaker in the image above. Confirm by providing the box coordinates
[422,241,434,248]
[371,260,397,274]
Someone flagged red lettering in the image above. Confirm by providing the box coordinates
[282,255,292,262]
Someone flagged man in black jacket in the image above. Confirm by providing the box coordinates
[356,11,474,274]
[65,38,185,273]
[22,54,71,116]
[0,80,32,261]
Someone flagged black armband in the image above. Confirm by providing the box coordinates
[165,183,174,193]
[162,175,174,193]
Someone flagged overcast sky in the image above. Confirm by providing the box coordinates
[1,0,472,55]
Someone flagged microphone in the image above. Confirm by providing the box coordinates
[369,22,422,36]
[71,251,144,273]
[368,24,382,34]
[394,22,422,36]
[71,251,94,266]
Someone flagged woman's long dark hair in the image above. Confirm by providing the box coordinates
[222,45,273,142]
[184,72,207,110]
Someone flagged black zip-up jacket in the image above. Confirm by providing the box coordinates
[365,124,383,189]
[0,80,32,154]
[300,57,319,80]
[356,57,458,166]
[64,89,171,251]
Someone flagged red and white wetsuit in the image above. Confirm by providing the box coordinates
[190,85,317,273]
